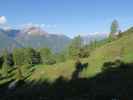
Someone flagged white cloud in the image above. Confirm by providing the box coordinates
[2,26,11,30]
[20,23,57,29]
[0,16,7,25]
[0,16,11,30]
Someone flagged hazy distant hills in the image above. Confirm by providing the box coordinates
[15,26,71,52]
[0,27,71,52]
[82,33,108,44]
[0,29,22,52]
[0,26,108,52]
[15,33,71,52]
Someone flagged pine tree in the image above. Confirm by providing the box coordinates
[24,48,34,65]
[2,49,11,77]
[68,35,82,59]
[110,20,119,37]
[25,48,41,65]
[13,48,25,66]
[40,48,56,65]
[13,48,24,80]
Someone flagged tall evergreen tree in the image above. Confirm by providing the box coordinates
[110,20,119,37]
[0,56,3,68]
[13,48,24,80]
[2,49,11,77]
[13,48,24,66]
[40,48,56,65]
[24,48,34,65]
[68,35,82,59]
[25,48,41,65]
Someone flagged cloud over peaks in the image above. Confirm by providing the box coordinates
[0,16,7,25]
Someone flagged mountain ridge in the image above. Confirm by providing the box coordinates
[0,28,71,52]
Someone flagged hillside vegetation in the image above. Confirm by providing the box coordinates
[82,28,133,77]
[28,28,133,81]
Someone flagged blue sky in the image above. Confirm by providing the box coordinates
[0,0,133,37]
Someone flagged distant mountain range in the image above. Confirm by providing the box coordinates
[0,27,71,52]
[15,27,71,52]
[0,26,107,53]
[82,33,108,44]
[0,29,22,52]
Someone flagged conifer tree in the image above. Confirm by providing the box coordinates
[110,20,119,37]
[2,49,11,77]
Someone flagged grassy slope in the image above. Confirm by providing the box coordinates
[82,30,133,77]
[29,29,133,82]
[29,59,88,82]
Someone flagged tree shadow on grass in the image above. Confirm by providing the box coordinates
[1,60,133,100]
[72,61,88,79]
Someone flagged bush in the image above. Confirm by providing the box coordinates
[45,58,56,65]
